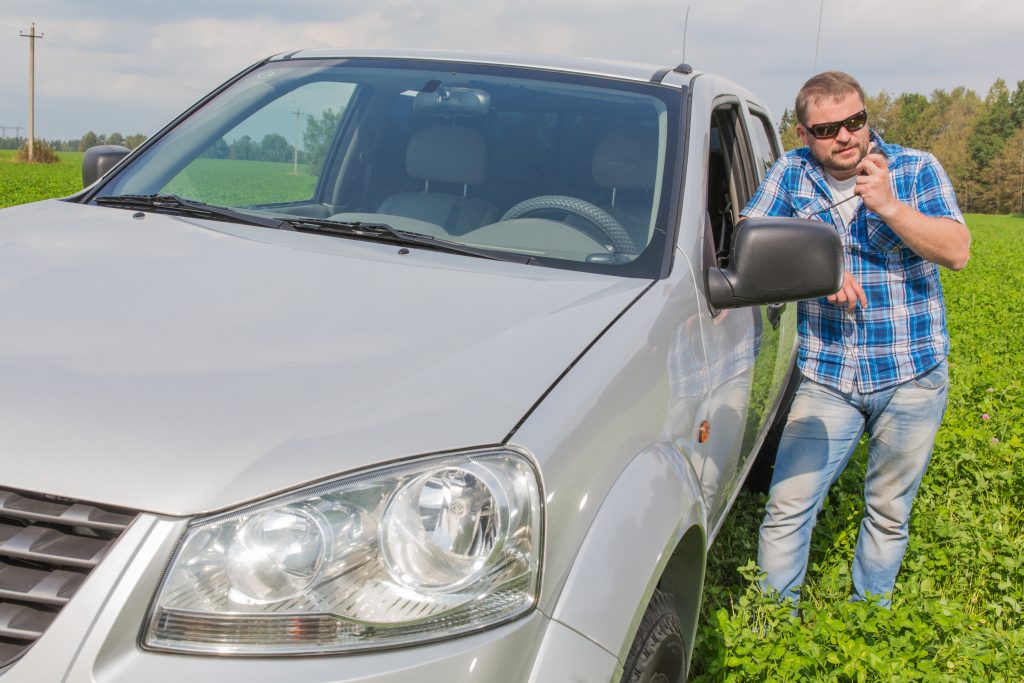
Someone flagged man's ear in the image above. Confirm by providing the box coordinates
[796,124,810,148]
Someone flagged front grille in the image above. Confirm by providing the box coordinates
[0,487,135,668]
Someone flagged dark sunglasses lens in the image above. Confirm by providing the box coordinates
[810,122,838,138]
[808,110,868,138]
[845,110,868,131]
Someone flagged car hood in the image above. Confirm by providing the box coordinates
[0,201,648,515]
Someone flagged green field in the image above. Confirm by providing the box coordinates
[162,157,316,206]
[0,150,84,206]
[0,159,1021,680]
[0,152,316,208]
[692,214,1024,681]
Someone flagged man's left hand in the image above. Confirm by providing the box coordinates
[855,153,896,217]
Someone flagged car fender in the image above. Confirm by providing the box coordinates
[545,441,706,666]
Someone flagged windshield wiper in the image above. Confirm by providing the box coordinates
[283,218,534,264]
[94,194,295,231]
[95,196,530,264]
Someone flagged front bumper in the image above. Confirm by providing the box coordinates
[2,515,620,682]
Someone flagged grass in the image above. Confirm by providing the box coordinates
[0,159,1020,679]
[0,151,317,209]
[692,213,1024,681]
[163,158,317,206]
[0,150,84,206]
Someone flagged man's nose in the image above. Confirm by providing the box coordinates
[835,125,853,143]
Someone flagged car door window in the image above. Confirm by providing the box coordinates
[747,106,781,180]
[706,105,758,260]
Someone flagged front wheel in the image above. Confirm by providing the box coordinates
[621,589,686,683]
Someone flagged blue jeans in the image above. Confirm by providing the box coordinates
[757,360,948,606]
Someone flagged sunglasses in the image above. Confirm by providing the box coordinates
[801,109,868,139]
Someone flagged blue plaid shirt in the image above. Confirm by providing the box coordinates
[740,132,964,394]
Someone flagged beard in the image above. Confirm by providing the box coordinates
[815,136,869,178]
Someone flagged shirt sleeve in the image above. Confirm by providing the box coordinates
[740,156,794,219]
[912,152,965,224]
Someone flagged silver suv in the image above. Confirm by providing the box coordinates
[0,50,840,682]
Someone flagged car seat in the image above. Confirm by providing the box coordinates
[376,125,499,235]
[591,127,658,250]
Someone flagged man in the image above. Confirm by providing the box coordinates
[741,71,970,607]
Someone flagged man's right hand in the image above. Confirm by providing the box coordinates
[827,271,867,312]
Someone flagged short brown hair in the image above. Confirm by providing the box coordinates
[795,71,865,124]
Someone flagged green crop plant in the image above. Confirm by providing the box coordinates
[0,150,83,207]
[692,214,1024,681]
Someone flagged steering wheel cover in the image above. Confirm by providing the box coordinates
[501,195,638,255]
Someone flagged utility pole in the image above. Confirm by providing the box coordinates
[291,109,302,175]
[20,23,43,162]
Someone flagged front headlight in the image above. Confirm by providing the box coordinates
[144,449,542,655]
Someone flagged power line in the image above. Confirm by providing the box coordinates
[43,30,203,94]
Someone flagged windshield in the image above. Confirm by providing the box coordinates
[96,58,683,277]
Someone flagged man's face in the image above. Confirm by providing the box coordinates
[797,92,870,180]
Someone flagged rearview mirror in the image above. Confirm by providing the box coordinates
[82,145,131,188]
[706,217,843,309]
[414,86,491,117]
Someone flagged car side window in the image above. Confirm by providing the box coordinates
[706,103,756,262]
[746,107,781,180]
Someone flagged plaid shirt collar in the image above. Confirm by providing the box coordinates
[791,131,893,220]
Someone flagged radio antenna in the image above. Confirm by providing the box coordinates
[682,6,691,62]
[812,0,824,73]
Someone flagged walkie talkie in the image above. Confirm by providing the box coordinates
[807,144,888,217]
[862,143,887,174]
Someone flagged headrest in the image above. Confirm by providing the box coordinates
[592,128,659,190]
[406,125,487,186]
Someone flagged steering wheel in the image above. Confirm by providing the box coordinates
[500,195,638,255]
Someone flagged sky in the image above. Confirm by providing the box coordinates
[0,0,1021,141]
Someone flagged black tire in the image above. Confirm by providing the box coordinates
[620,589,686,683]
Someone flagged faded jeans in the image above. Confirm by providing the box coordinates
[757,360,948,607]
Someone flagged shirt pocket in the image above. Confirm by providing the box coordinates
[792,195,833,220]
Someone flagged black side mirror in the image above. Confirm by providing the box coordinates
[707,217,843,309]
[82,145,131,188]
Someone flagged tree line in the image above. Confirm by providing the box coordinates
[77,131,148,151]
[199,109,342,170]
[200,109,340,169]
[779,78,1024,215]
[0,132,148,152]
[200,133,296,164]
